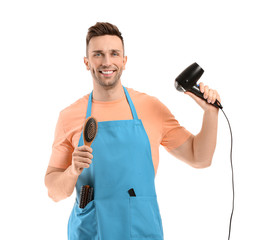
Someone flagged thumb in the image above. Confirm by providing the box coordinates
[184,91,206,106]
[184,91,199,101]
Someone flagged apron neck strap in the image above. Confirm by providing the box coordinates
[123,86,138,120]
[86,92,93,118]
[86,86,138,120]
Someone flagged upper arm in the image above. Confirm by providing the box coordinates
[159,99,192,151]
[49,112,74,169]
[167,135,198,168]
[168,135,211,168]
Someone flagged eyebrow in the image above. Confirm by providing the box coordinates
[91,49,121,53]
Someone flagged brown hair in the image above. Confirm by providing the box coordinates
[86,22,124,56]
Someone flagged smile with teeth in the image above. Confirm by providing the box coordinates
[99,70,115,76]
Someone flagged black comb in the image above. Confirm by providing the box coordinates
[83,117,98,147]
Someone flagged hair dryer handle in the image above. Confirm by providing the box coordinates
[189,85,223,109]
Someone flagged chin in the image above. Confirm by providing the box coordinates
[97,78,120,88]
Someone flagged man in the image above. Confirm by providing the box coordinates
[45,22,221,239]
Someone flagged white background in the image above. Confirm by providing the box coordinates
[1,0,267,239]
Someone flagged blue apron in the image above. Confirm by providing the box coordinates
[68,86,164,240]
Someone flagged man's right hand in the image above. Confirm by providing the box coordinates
[71,145,93,176]
[45,145,94,202]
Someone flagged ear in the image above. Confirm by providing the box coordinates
[123,56,127,70]
[84,57,90,70]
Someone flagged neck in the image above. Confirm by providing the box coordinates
[92,80,125,101]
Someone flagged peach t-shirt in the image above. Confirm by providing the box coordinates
[49,87,192,175]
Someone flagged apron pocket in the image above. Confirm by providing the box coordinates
[129,196,163,239]
[68,200,99,240]
[76,199,95,216]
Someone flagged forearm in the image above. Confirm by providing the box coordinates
[45,166,78,202]
[193,108,219,167]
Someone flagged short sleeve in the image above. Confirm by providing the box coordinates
[48,112,74,169]
[160,101,192,151]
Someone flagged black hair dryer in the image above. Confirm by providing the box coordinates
[174,62,223,109]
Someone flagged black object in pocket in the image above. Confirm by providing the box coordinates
[128,188,136,197]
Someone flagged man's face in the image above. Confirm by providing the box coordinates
[84,35,127,89]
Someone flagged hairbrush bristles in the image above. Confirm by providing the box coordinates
[83,117,98,147]
[79,185,89,208]
[79,185,94,208]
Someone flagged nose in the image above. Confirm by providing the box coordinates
[102,55,111,67]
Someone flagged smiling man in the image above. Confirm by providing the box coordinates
[84,34,127,99]
[86,35,125,87]
[45,22,221,240]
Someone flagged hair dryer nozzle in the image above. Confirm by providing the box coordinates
[175,62,204,91]
[174,81,185,92]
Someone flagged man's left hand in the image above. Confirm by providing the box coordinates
[184,82,221,112]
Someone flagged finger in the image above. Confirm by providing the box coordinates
[73,156,92,165]
[203,85,209,99]
[73,151,93,159]
[199,82,205,93]
[210,92,217,104]
[184,91,204,105]
[207,89,215,103]
[75,161,92,169]
[78,145,93,153]
[76,145,93,153]
[211,91,217,104]
[184,91,197,99]
[215,90,221,103]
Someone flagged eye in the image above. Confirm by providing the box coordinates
[112,52,119,56]
[94,53,102,57]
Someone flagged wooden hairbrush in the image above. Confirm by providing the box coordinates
[83,117,98,147]
[79,117,97,208]
[79,185,94,208]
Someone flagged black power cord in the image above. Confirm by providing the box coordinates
[220,108,234,240]
[174,62,235,239]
